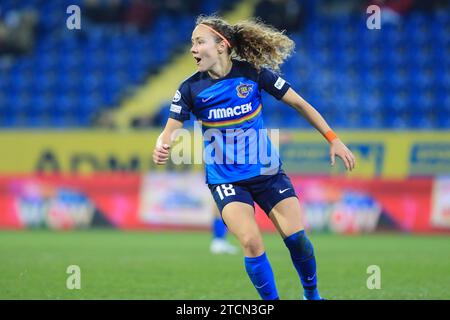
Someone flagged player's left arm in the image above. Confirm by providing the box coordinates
[281,88,356,171]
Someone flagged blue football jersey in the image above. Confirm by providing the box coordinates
[169,60,291,184]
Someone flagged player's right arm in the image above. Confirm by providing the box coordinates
[153,118,184,165]
[154,81,193,165]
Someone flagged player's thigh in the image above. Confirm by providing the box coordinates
[251,171,304,238]
[222,202,265,256]
[268,196,304,239]
[209,183,262,244]
[221,202,259,239]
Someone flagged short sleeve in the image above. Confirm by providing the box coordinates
[258,68,291,100]
[168,81,192,122]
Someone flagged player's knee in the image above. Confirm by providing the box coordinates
[284,230,314,260]
[240,234,264,256]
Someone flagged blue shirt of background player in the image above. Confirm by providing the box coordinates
[169,59,291,184]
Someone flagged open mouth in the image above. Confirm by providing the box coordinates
[194,57,202,65]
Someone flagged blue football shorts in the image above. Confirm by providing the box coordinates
[208,170,298,216]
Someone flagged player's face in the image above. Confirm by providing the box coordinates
[190,26,221,72]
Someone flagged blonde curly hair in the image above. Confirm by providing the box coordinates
[195,14,295,73]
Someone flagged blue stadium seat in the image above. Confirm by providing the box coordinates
[1,1,448,129]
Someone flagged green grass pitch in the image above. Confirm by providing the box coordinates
[0,230,449,299]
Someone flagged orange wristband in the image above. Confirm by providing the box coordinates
[324,130,338,143]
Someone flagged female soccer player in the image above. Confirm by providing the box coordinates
[153,15,356,300]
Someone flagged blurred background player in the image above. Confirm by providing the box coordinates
[210,203,239,254]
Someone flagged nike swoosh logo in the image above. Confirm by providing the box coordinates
[255,282,268,289]
[202,95,214,103]
[307,274,316,281]
[279,188,291,194]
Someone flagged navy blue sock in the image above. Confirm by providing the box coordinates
[244,252,279,300]
[284,230,321,300]
[212,217,226,239]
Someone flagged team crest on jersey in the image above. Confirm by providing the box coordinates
[236,83,253,98]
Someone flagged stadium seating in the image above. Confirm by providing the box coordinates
[260,10,449,129]
[0,0,238,128]
[0,1,448,129]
